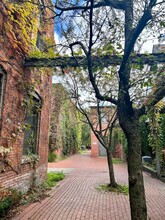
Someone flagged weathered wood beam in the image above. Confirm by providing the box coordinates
[24,53,165,68]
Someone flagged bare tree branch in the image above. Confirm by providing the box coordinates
[54,0,126,13]
[69,41,88,56]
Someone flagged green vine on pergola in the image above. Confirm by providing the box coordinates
[24,53,165,68]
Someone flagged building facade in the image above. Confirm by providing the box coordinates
[0,0,54,192]
[90,106,123,159]
[50,83,82,159]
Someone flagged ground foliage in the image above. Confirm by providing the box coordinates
[49,84,84,158]
[96,183,129,195]
[0,172,65,218]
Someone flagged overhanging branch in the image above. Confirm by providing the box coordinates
[55,0,126,12]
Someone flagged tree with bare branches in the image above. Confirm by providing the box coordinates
[59,68,119,187]
[21,0,165,219]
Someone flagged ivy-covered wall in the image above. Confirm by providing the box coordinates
[50,84,83,158]
[140,114,165,157]
[0,0,54,192]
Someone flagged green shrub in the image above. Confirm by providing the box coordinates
[0,197,13,216]
[47,172,65,185]
[43,172,65,189]
[0,186,21,217]
[0,173,65,218]
[20,172,65,205]
[48,152,57,162]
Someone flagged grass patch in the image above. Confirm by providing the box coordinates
[96,183,128,195]
[43,172,65,189]
[112,158,123,164]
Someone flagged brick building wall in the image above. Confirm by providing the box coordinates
[91,130,99,158]
[50,83,82,158]
[0,0,54,192]
[91,123,108,158]
[90,106,123,158]
[50,84,66,156]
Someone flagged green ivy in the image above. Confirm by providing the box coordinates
[140,115,152,156]
[76,111,83,150]
[139,112,165,159]
[60,101,80,156]
[148,102,163,154]
[159,114,165,147]
[81,123,91,147]
[111,128,127,159]
[48,152,57,162]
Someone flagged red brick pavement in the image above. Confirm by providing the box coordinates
[12,151,165,220]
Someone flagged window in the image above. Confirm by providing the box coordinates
[23,93,41,155]
[0,67,6,118]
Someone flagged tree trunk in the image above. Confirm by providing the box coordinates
[106,148,117,187]
[120,116,147,220]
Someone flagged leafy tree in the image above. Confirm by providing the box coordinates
[51,1,165,219]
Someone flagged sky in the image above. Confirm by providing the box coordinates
[53,0,165,48]
[53,1,165,84]
[141,38,159,53]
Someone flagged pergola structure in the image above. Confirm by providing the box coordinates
[24,53,165,68]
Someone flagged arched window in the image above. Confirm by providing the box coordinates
[23,92,41,155]
[0,66,6,118]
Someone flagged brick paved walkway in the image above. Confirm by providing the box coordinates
[12,151,165,220]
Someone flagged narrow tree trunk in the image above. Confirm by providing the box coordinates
[106,148,117,187]
[122,119,147,220]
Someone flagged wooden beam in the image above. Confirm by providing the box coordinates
[24,53,165,68]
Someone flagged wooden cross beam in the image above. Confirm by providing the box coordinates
[24,53,165,68]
